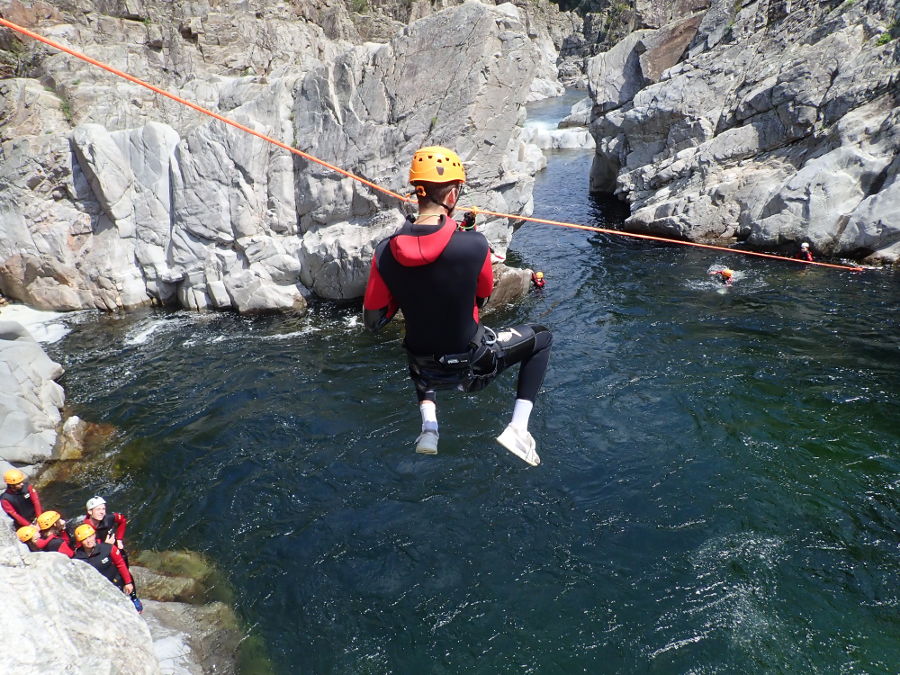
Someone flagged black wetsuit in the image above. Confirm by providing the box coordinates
[1,484,42,527]
[363,215,552,402]
[73,542,132,590]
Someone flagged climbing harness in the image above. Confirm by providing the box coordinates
[406,324,499,394]
[0,18,866,273]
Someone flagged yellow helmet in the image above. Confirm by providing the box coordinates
[409,146,465,185]
[4,468,25,486]
[37,510,62,531]
[74,524,96,542]
[17,525,38,543]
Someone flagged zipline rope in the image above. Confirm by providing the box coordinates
[0,17,865,273]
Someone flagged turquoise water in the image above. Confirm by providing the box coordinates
[43,110,899,672]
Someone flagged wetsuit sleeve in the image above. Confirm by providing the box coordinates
[475,249,493,308]
[363,255,397,332]
[111,546,133,585]
[30,486,42,518]
[2,498,30,527]
[114,513,127,541]
[59,540,75,558]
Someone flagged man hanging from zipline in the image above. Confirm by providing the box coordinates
[363,146,552,466]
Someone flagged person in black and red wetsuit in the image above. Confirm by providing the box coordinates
[1,468,43,527]
[797,242,814,262]
[363,146,552,465]
[83,495,128,552]
[72,524,135,599]
[35,510,75,557]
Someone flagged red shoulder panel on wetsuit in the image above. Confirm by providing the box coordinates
[389,221,457,267]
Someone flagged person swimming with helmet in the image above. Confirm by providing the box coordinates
[709,267,735,286]
[363,146,553,465]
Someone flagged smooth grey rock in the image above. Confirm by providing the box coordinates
[0,523,159,673]
[0,321,65,463]
[142,599,241,675]
[558,96,592,128]
[586,30,653,114]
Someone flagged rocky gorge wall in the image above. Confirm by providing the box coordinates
[586,0,900,264]
[0,0,555,313]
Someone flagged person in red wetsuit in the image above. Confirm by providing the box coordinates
[797,242,814,262]
[83,495,128,552]
[34,510,74,557]
[72,524,134,596]
[709,267,735,286]
[363,146,552,466]
[1,468,42,527]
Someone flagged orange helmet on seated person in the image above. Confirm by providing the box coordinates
[17,525,38,543]
[37,510,62,531]
[74,524,96,543]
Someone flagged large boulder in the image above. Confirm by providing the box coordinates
[0,321,64,464]
[0,523,159,672]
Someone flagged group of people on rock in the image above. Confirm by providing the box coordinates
[2,468,142,612]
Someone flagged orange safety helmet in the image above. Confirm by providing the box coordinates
[37,510,61,531]
[17,525,38,543]
[409,146,465,185]
[74,523,96,542]
[4,468,25,486]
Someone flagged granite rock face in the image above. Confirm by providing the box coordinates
[0,0,549,311]
[587,0,900,263]
[0,523,160,673]
[0,321,64,464]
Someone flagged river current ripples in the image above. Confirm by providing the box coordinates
[43,94,898,673]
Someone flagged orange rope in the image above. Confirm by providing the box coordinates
[469,208,866,272]
[0,17,865,273]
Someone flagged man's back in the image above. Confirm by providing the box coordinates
[373,218,492,355]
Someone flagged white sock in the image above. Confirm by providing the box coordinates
[510,399,533,431]
[420,401,438,433]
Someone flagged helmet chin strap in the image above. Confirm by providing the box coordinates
[416,185,457,216]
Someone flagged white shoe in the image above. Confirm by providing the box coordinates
[496,425,540,466]
[415,429,439,455]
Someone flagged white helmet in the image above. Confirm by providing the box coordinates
[800,242,809,249]
[85,496,106,511]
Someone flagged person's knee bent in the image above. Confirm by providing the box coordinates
[531,325,552,351]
